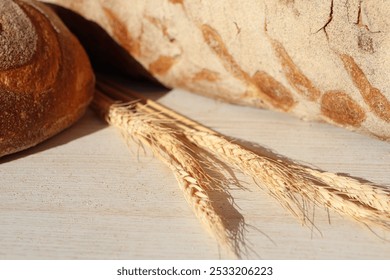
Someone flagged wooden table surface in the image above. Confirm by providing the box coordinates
[1,79,390,259]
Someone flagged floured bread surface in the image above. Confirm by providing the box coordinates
[45,0,389,140]
[0,0,94,157]
[0,0,37,70]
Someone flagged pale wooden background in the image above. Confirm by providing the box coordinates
[1,80,390,259]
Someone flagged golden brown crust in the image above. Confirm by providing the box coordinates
[270,39,321,102]
[340,54,390,123]
[148,56,176,76]
[251,71,295,112]
[321,91,366,127]
[0,0,94,157]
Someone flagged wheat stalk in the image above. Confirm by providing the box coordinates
[92,91,241,256]
[97,78,390,230]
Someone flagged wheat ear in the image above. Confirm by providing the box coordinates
[180,130,390,228]
[92,91,238,255]
[302,168,390,212]
[98,78,390,229]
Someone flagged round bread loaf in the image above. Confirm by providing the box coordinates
[0,0,94,157]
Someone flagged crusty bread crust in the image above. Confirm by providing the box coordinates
[0,0,95,157]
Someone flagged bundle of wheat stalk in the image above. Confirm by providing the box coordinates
[92,77,390,257]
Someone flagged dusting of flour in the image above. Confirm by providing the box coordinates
[0,0,37,70]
